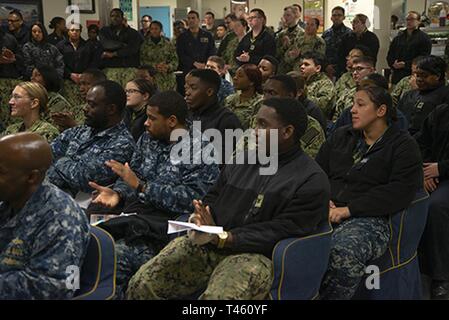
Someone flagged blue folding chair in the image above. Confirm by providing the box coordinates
[270,221,333,300]
[73,226,117,300]
[353,190,430,300]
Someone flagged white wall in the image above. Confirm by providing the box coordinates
[374,0,392,71]
[407,0,426,14]
[196,0,300,28]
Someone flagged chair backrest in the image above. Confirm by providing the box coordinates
[270,220,333,300]
[369,189,430,272]
[73,226,117,300]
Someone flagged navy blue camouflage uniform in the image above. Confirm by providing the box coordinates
[0,180,90,299]
[322,24,352,78]
[47,121,136,197]
[100,126,220,298]
[217,77,235,104]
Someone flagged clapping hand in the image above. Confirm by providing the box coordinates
[105,160,140,190]
[188,200,216,246]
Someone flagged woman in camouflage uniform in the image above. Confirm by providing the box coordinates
[140,21,178,91]
[224,64,263,130]
[3,82,59,142]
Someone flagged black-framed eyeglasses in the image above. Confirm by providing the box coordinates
[353,66,371,73]
[125,89,143,95]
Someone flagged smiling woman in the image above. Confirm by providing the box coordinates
[3,82,59,142]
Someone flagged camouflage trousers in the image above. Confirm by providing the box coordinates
[320,217,390,300]
[104,68,138,88]
[114,239,156,300]
[126,235,273,300]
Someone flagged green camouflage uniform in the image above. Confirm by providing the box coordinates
[335,71,356,98]
[127,235,273,300]
[224,93,263,130]
[3,119,59,142]
[301,115,326,158]
[332,86,357,122]
[62,80,84,108]
[391,75,412,107]
[0,78,21,131]
[140,37,178,91]
[222,35,240,75]
[72,103,86,125]
[276,25,304,75]
[287,34,326,72]
[306,72,335,119]
[43,92,73,126]
[331,72,357,122]
[104,68,138,88]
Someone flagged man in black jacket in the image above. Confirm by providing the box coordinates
[338,14,379,77]
[398,55,449,135]
[176,11,216,77]
[99,8,143,69]
[6,10,30,48]
[387,11,432,85]
[415,104,449,300]
[0,26,23,79]
[185,69,242,163]
[127,97,330,300]
[176,10,216,96]
[235,8,276,67]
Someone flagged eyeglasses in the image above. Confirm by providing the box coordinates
[248,16,261,20]
[141,20,151,23]
[332,13,344,17]
[8,19,20,23]
[125,89,143,95]
[353,66,371,73]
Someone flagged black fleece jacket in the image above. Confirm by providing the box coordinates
[203,147,330,258]
[316,125,423,218]
[398,84,449,135]
[415,104,449,181]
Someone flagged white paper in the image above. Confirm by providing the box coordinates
[75,192,92,209]
[167,220,223,235]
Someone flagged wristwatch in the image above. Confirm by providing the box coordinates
[217,231,229,249]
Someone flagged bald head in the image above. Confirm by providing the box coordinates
[0,133,52,172]
[0,133,52,207]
